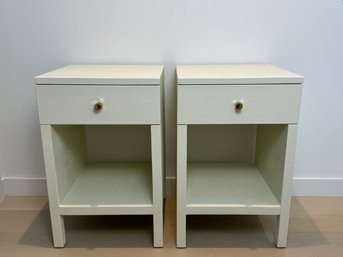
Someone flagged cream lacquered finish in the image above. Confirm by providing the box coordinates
[36,85,160,124]
[176,64,303,248]
[178,84,302,124]
[35,65,165,248]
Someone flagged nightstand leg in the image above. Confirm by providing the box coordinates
[275,209,290,247]
[177,125,187,248]
[50,213,66,247]
[151,125,164,247]
[275,125,298,248]
[177,209,186,248]
[153,212,163,247]
[40,125,66,247]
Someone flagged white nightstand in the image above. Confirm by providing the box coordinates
[176,64,303,248]
[35,65,165,247]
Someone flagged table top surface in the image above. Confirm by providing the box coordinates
[176,64,304,85]
[35,65,164,85]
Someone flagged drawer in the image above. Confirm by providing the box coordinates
[178,85,302,124]
[36,85,160,124]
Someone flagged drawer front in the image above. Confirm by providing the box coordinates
[36,85,160,124]
[178,85,302,124]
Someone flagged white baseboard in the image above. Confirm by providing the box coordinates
[166,176,176,196]
[2,177,47,196]
[0,180,5,201]
[1,176,343,197]
[293,177,343,196]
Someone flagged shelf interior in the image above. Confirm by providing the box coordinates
[50,125,153,207]
[61,163,152,206]
[186,124,288,209]
[187,163,280,208]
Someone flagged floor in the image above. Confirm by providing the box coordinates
[0,197,343,257]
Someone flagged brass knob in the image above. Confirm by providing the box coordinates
[235,101,243,112]
[93,101,103,112]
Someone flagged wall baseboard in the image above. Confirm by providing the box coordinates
[0,180,5,201]
[293,177,343,196]
[1,176,343,197]
[2,177,47,196]
[165,176,176,196]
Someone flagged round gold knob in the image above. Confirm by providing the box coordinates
[235,101,243,112]
[93,102,103,112]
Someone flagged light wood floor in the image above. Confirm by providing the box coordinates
[0,196,343,257]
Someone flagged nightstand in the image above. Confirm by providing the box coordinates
[35,65,164,247]
[176,64,303,248]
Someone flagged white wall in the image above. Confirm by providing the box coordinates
[0,0,343,196]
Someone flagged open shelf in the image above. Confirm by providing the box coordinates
[59,163,153,215]
[61,163,152,206]
[50,125,155,215]
[185,124,288,216]
[186,163,280,215]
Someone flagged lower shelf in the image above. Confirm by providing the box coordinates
[186,163,280,215]
[59,163,153,215]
